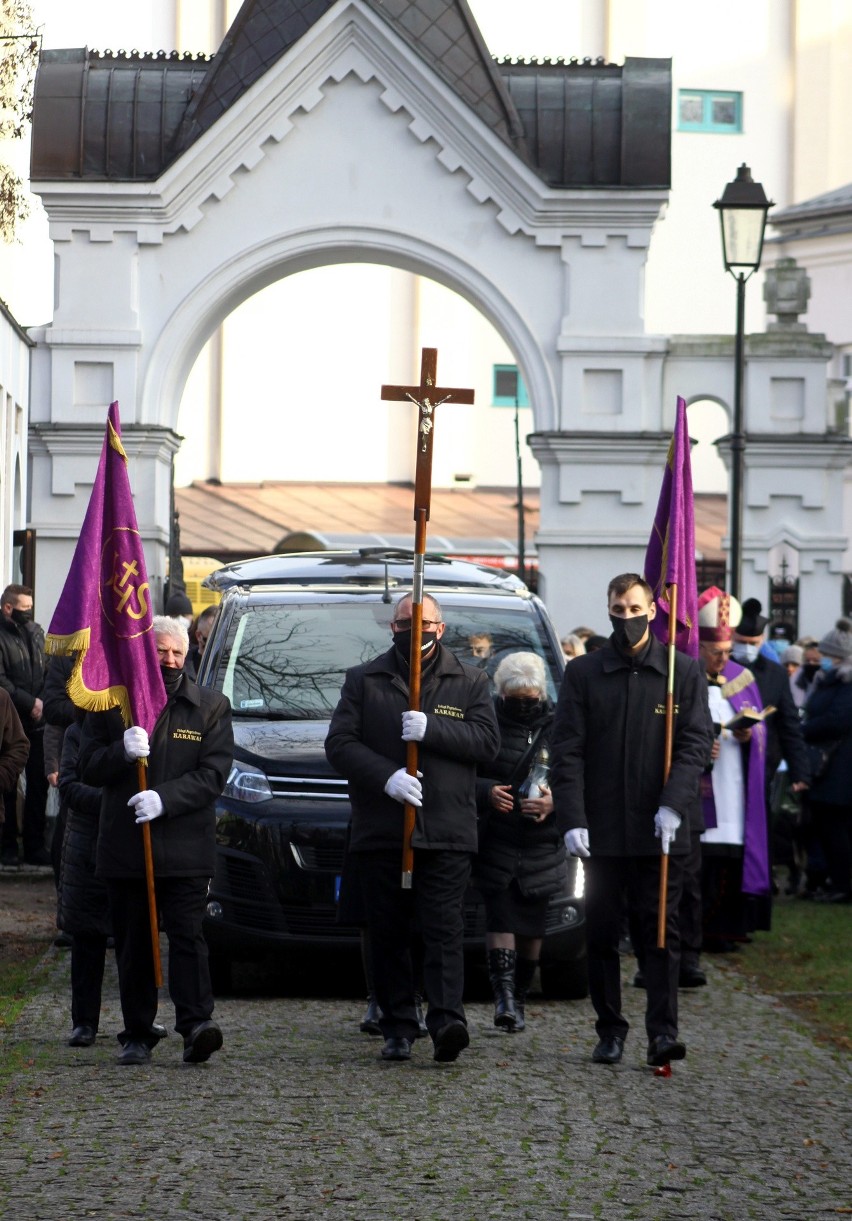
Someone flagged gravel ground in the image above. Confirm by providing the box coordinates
[0,935,849,1221]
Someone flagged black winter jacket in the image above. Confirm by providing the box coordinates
[474,700,568,900]
[57,722,110,937]
[325,644,499,854]
[79,676,233,879]
[803,662,852,806]
[0,615,45,730]
[549,636,713,856]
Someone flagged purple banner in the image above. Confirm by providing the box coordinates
[46,402,166,734]
[644,396,699,657]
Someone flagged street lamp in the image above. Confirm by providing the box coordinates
[713,164,773,599]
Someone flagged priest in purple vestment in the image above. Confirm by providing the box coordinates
[697,588,772,954]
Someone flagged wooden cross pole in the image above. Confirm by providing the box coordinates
[381,347,474,888]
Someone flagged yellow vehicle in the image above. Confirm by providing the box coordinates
[181,556,224,619]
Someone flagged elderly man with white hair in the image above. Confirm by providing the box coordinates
[79,615,233,1066]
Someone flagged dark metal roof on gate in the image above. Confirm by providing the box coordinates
[30,0,671,189]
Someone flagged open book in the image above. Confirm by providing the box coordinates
[723,705,776,732]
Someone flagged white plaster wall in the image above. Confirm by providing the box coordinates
[0,315,30,587]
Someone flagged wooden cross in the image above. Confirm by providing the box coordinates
[380,347,474,886]
[381,348,475,522]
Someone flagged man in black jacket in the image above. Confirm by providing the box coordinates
[326,593,499,1064]
[79,616,233,1066]
[0,584,49,866]
[550,573,713,1068]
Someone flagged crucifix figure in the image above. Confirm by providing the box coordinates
[381,347,475,887]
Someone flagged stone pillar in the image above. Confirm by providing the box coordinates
[27,416,180,625]
[529,429,671,634]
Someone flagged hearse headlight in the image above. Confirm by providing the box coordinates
[223,761,273,803]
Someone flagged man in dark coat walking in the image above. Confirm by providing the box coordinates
[325,592,499,1064]
[550,573,713,1068]
[0,584,49,866]
[80,615,233,1066]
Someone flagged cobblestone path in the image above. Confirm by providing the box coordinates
[0,950,849,1219]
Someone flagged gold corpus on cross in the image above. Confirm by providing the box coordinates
[381,347,475,886]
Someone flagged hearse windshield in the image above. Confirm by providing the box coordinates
[213,600,560,720]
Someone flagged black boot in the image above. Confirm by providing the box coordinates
[359,994,382,1036]
[513,958,538,1033]
[359,932,382,1035]
[414,993,429,1039]
[487,948,517,1030]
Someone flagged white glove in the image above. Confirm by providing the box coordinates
[123,726,150,761]
[401,711,427,742]
[129,791,164,823]
[384,768,423,807]
[654,806,681,854]
[564,828,590,858]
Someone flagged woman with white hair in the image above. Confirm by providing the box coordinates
[473,651,567,1032]
[561,634,586,662]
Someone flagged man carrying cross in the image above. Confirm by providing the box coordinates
[326,348,497,1064]
[326,592,498,1064]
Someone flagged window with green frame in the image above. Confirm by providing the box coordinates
[492,364,529,407]
[678,90,742,134]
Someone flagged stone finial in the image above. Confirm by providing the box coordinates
[764,257,810,332]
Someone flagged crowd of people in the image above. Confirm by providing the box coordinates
[0,571,849,1070]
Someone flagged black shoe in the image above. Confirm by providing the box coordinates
[592,1036,624,1064]
[150,1022,168,1041]
[1,847,18,867]
[633,969,646,989]
[414,994,429,1039]
[68,1025,96,1047]
[23,847,51,867]
[182,1019,223,1063]
[433,1020,469,1062]
[647,1035,686,1066]
[117,1040,151,1066]
[380,1036,412,1061]
[359,995,382,1036]
[679,964,707,988]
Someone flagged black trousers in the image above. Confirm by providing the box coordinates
[70,932,108,1030]
[677,831,703,968]
[106,877,213,1044]
[585,854,683,1043]
[356,848,471,1043]
[2,729,48,856]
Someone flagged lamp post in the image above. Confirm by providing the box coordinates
[713,164,773,599]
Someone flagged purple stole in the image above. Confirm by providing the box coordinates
[701,660,770,896]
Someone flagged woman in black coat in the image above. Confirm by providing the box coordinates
[58,717,111,1046]
[473,652,567,1032]
[802,620,852,902]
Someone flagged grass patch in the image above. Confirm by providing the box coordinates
[723,892,851,1051]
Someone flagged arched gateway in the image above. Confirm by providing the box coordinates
[26,0,673,622]
[30,0,844,631]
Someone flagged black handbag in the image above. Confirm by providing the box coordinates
[807,739,841,781]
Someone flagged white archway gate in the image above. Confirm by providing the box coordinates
[26,0,849,628]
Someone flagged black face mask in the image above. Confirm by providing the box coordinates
[393,630,438,661]
[502,696,542,722]
[160,665,184,696]
[609,614,649,650]
[802,663,820,680]
[11,608,32,628]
